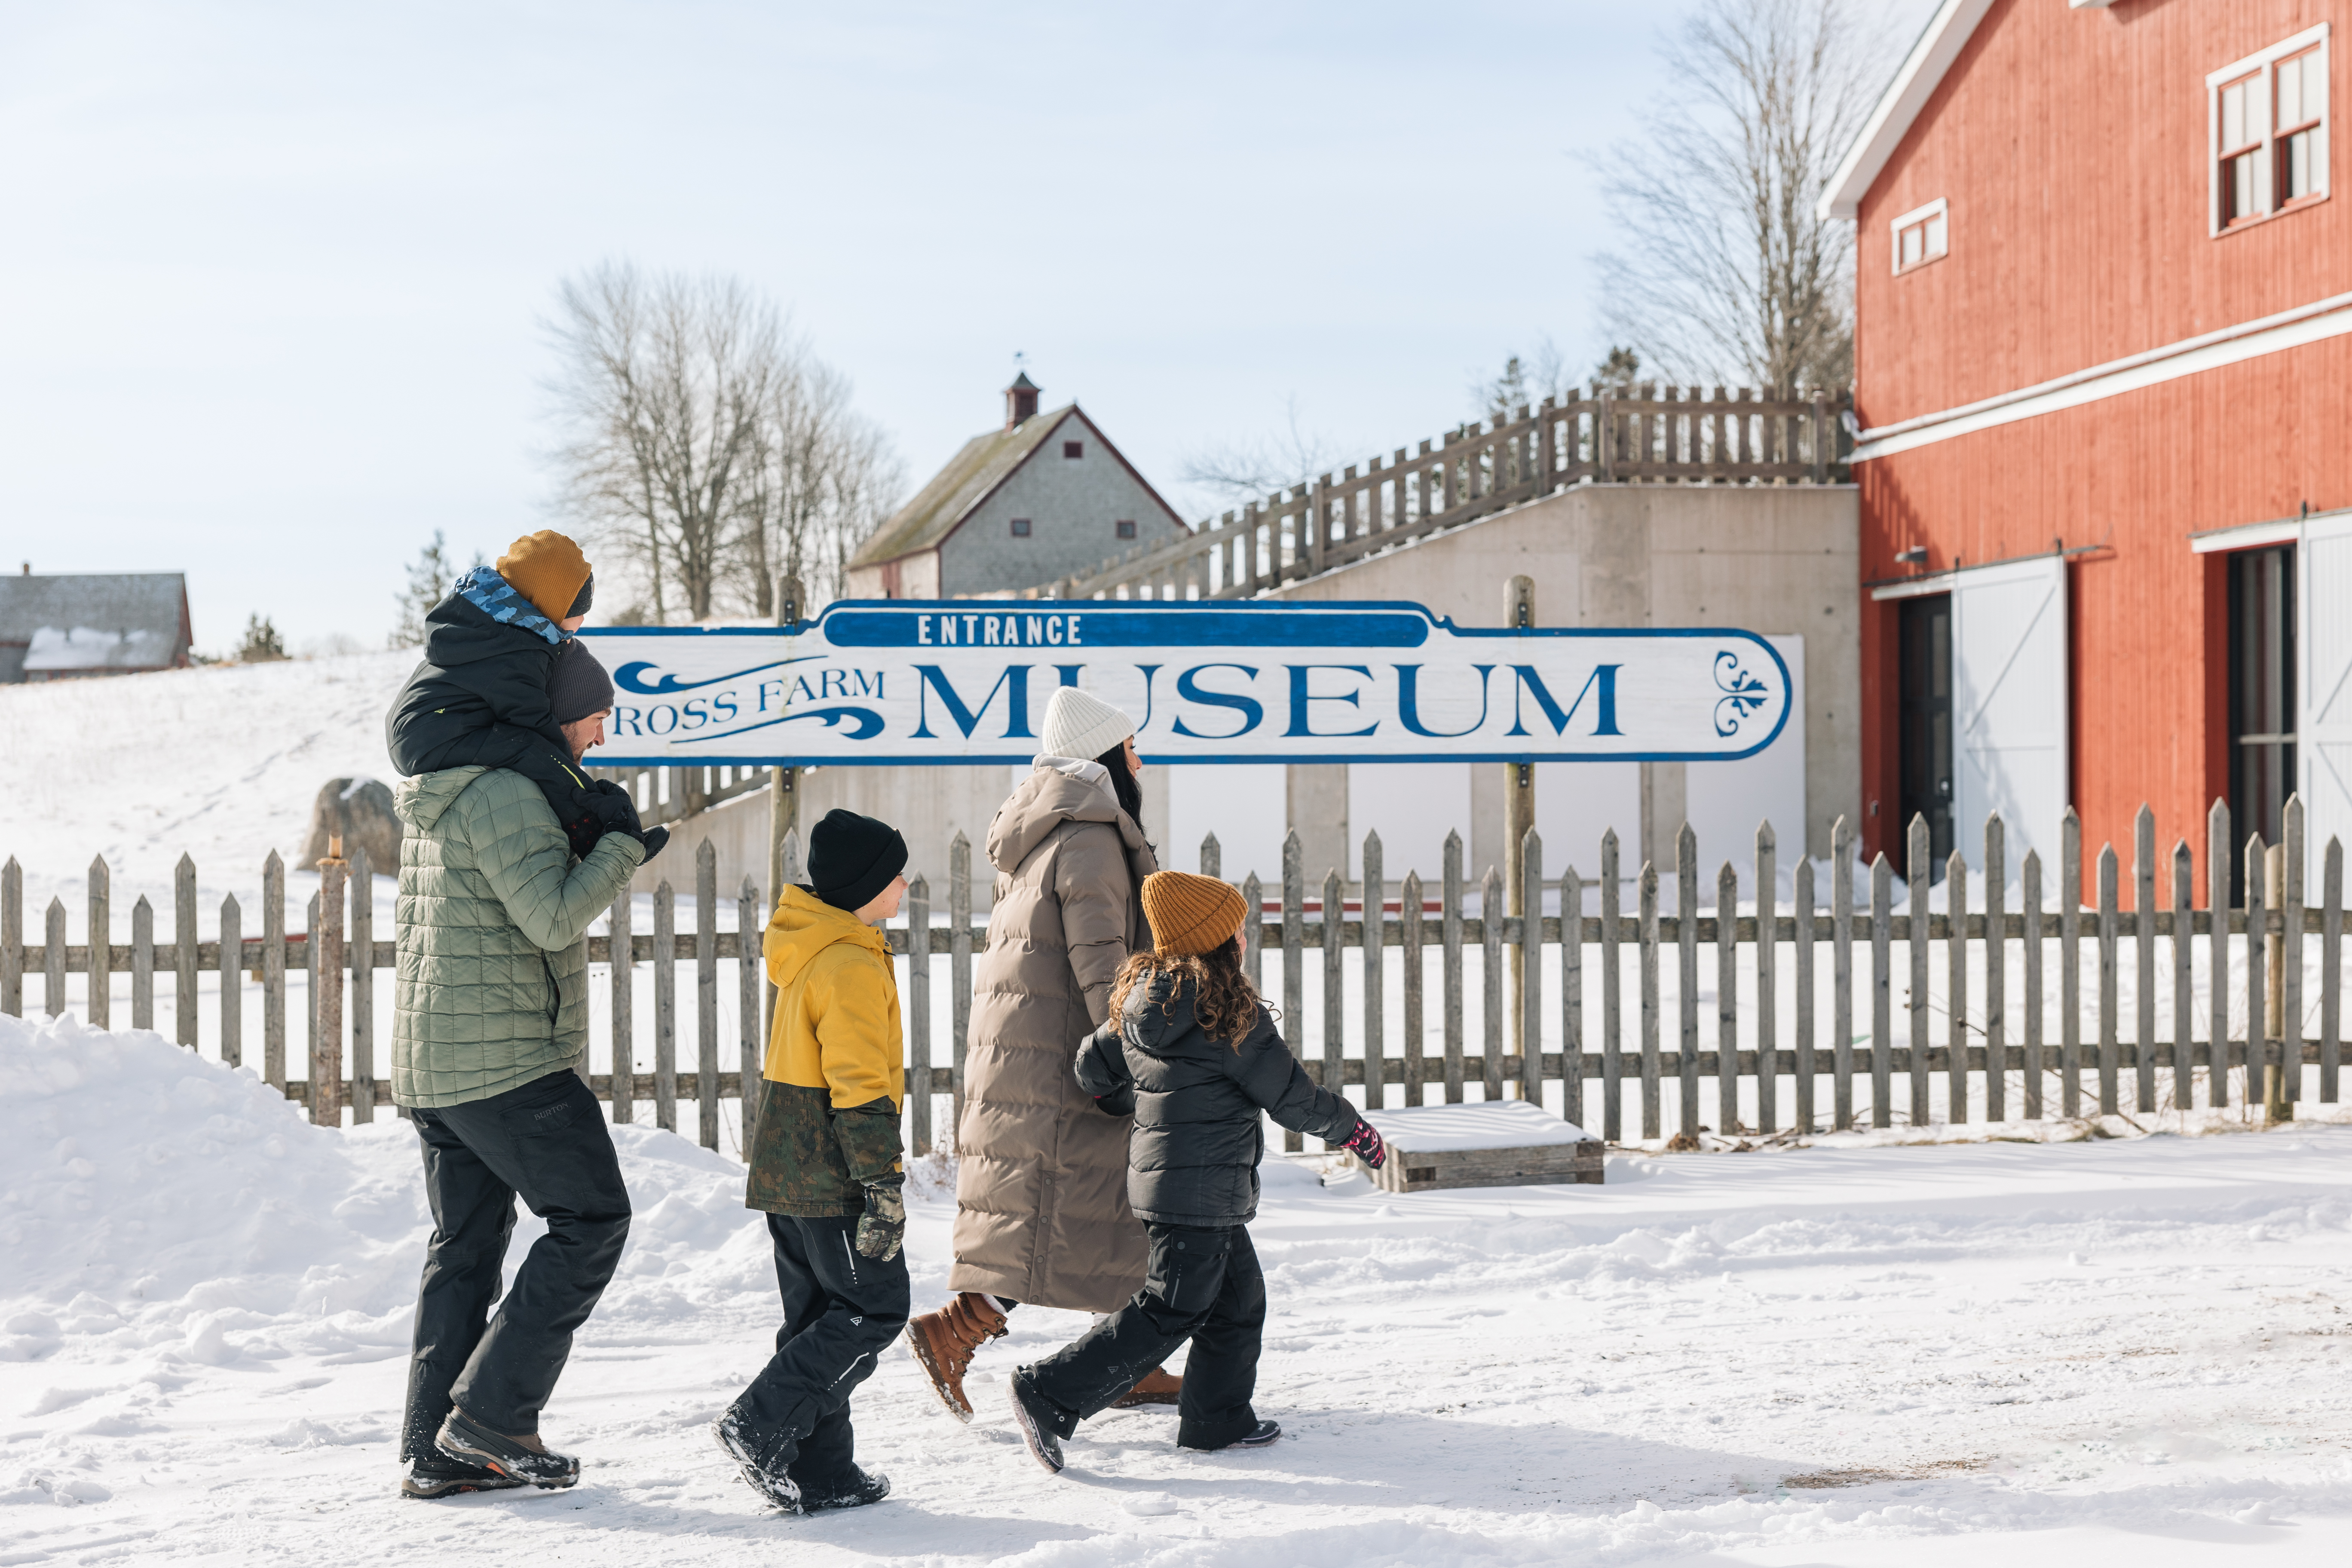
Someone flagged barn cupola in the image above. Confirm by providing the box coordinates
[1004,371,1040,430]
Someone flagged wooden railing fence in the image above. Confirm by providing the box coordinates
[6,792,2343,1161]
[1008,384,1850,603]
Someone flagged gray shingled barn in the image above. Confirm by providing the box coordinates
[0,570,194,683]
[844,374,1189,599]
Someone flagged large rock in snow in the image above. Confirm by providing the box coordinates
[298,776,401,874]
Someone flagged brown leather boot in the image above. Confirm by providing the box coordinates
[1109,1366,1182,1409]
[906,1292,1008,1423]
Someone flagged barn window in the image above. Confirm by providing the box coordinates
[1010,518,1032,537]
[2211,26,2330,234]
[1890,197,1948,275]
[1115,519,1136,540]
[1063,441,1084,459]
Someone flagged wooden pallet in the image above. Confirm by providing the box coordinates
[1345,1102,1605,1192]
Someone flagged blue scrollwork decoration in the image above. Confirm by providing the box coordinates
[1712,652,1770,738]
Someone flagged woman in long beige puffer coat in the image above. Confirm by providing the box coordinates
[906,689,1176,1420]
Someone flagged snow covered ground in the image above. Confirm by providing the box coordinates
[10,1013,2352,1565]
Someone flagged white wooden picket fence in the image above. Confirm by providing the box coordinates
[3,795,2343,1158]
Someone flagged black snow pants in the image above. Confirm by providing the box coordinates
[399,1070,632,1458]
[1021,1222,1265,1450]
[725,1213,912,1487]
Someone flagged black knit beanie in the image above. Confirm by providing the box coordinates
[567,572,595,619]
[808,808,908,913]
[548,638,614,724]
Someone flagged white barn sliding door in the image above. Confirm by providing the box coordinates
[2302,513,2352,879]
[1952,554,2070,877]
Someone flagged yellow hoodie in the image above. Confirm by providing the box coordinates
[745,885,904,1217]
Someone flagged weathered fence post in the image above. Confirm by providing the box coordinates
[1503,576,1535,1066]
[908,873,932,1156]
[1442,830,1465,1106]
[1906,817,1929,1125]
[2097,843,2119,1116]
[739,875,763,1152]
[1243,871,1264,989]
[2208,800,2231,1108]
[2322,836,2344,1104]
[1676,824,1698,1137]
[351,845,374,1124]
[1602,829,1624,1141]
[697,841,720,1151]
[950,833,972,1149]
[1401,869,1425,1107]
[2285,797,2305,1109]
[1870,852,1892,1129]
[1831,817,1855,1131]
[1199,832,1220,879]
[131,896,154,1031]
[1323,867,1345,1123]
[45,898,65,1017]
[263,851,286,1090]
[1480,865,1504,1103]
[1755,823,1776,1134]
[1947,849,1968,1125]
[1795,854,1816,1132]
[88,856,110,1030]
[0,858,18,1017]
[305,891,319,1097]
[2022,850,2044,1117]
[2135,805,2157,1113]
[1985,816,2007,1122]
[315,839,346,1127]
[2263,838,2288,1124]
[175,854,197,1047]
[1715,859,1737,1133]
[2248,838,2273,1122]
[1283,831,1306,1146]
[2059,812,2082,1117]
[1639,859,1661,1140]
[1519,830,1543,1107]
[609,886,635,1124]
[218,896,241,1068]
[654,879,677,1132]
[2170,838,2193,1109]
[1363,832,1385,1112]
[1561,862,1583,1129]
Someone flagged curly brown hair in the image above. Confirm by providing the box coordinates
[1108,935,1268,1050]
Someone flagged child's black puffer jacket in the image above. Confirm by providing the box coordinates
[1074,971,1360,1228]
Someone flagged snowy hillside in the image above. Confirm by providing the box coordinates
[0,650,413,910]
[10,1011,2352,1565]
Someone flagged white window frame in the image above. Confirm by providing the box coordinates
[1890,197,1950,275]
[2208,24,2331,236]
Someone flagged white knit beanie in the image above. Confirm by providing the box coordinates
[1038,686,1135,763]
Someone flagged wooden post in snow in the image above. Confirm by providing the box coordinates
[314,836,346,1127]
[1502,574,1535,1069]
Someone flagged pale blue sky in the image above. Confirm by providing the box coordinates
[0,0,1927,652]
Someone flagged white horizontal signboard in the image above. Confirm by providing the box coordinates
[577,600,1792,766]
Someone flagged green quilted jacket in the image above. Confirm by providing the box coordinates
[391,766,644,1108]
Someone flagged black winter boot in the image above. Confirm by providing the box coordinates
[400,1452,526,1499]
[1008,1374,1067,1475]
[796,1465,891,1512]
[434,1408,580,1488]
[714,1404,802,1512]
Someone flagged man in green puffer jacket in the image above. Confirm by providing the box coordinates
[389,641,648,1501]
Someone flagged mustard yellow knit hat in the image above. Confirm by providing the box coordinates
[1141,871,1248,958]
[496,530,593,624]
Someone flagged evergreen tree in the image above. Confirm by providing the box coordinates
[391,531,456,649]
[237,614,288,663]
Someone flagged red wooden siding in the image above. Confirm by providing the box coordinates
[1850,0,2352,899]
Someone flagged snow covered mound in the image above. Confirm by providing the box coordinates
[0,648,413,909]
[0,1012,773,1368]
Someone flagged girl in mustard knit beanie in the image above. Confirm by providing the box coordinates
[1004,872,1387,1474]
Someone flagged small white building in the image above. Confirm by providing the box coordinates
[844,374,1189,600]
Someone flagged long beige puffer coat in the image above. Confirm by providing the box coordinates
[949,758,1159,1312]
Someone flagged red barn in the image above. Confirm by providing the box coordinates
[1824,0,2349,900]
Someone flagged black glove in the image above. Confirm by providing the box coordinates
[637,825,670,861]
[854,1176,905,1261]
[559,812,602,862]
[1342,1119,1387,1170]
[1093,1087,1135,1118]
[586,781,667,861]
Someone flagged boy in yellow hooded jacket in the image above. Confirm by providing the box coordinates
[715,809,910,1515]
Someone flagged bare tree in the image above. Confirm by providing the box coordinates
[1177,395,1347,511]
[1592,0,1892,392]
[545,263,900,621]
